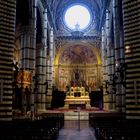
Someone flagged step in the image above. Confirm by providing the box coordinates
[64,111,89,120]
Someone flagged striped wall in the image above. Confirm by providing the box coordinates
[0,0,16,121]
[122,0,140,119]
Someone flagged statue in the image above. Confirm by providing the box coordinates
[75,69,80,81]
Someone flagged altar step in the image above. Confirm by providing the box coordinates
[64,111,89,120]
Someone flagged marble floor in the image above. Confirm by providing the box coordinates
[57,120,96,140]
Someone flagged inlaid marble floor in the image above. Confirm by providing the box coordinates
[57,120,96,140]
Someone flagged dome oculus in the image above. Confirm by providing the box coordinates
[64,5,91,30]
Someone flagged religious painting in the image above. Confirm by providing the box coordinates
[58,69,69,91]
[59,77,68,91]
[59,45,97,64]
[88,76,96,92]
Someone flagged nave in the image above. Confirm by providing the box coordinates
[57,120,96,140]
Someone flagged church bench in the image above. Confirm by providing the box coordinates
[0,113,64,140]
[89,113,140,140]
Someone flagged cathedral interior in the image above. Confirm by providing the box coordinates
[0,0,140,139]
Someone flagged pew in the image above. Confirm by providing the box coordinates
[0,113,64,140]
[89,113,140,140]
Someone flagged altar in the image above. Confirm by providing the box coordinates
[64,86,91,109]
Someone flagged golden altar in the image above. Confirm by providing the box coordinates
[64,87,91,109]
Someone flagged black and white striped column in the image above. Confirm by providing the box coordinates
[20,26,36,71]
[20,0,37,71]
[35,8,47,112]
[113,0,125,112]
[102,27,108,110]
[42,9,47,111]
[46,28,54,108]
[122,0,140,119]
[20,0,37,114]
[0,0,16,121]
[36,44,47,112]
[105,9,116,111]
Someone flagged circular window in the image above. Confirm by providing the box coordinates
[64,5,91,30]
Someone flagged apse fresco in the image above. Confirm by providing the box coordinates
[88,76,96,92]
[59,45,97,64]
[58,69,69,91]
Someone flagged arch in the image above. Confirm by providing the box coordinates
[55,43,101,65]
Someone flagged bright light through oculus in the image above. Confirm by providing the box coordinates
[65,5,91,30]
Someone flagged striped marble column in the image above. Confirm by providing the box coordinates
[113,0,125,112]
[20,26,36,71]
[20,0,37,71]
[36,44,42,111]
[42,9,47,111]
[46,28,54,108]
[120,29,125,113]
[30,0,37,116]
[36,44,47,112]
[106,10,116,111]
[41,47,47,110]
[20,0,37,114]
[101,27,108,110]
[0,0,16,121]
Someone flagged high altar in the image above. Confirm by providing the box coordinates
[64,86,91,109]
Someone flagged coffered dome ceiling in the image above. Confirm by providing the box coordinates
[45,0,110,35]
